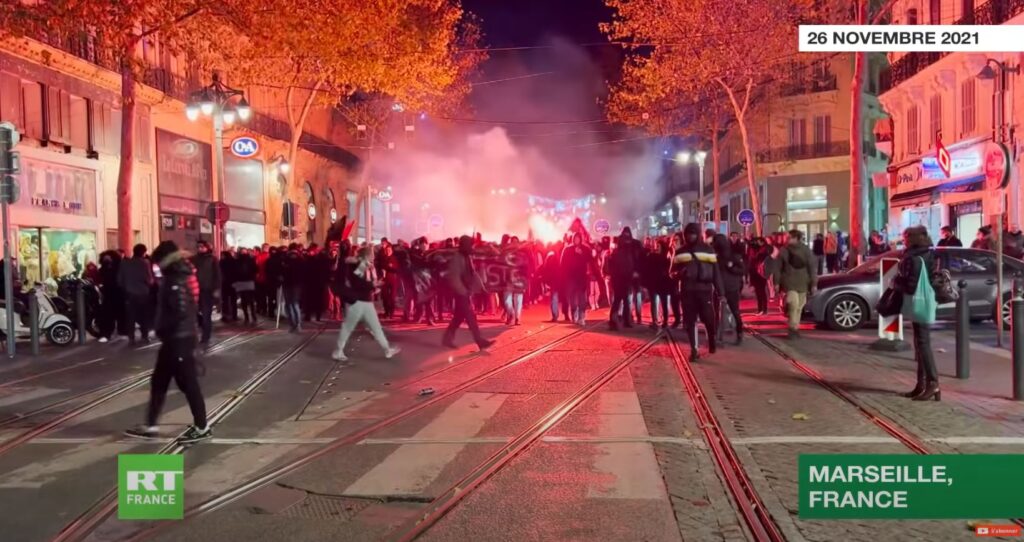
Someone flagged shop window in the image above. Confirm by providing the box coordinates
[928,95,941,145]
[786,186,828,224]
[961,78,976,136]
[0,72,22,126]
[18,228,98,288]
[906,106,920,155]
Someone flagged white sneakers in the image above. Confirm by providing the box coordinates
[332,346,401,362]
[331,350,348,362]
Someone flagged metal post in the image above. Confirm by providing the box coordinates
[1013,295,1023,400]
[28,290,38,356]
[2,200,13,358]
[995,62,1007,348]
[384,201,392,241]
[697,159,705,228]
[76,282,86,346]
[956,280,970,379]
[212,112,225,256]
[366,184,374,244]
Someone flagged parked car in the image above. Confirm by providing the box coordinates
[806,248,1024,331]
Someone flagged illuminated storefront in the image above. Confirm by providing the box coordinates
[156,128,213,250]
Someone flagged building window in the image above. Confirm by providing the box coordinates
[928,95,941,145]
[789,118,807,151]
[961,78,976,136]
[906,106,920,155]
[906,7,919,24]
[0,72,23,126]
[929,0,941,24]
[21,81,44,140]
[786,186,828,225]
[813,115,832,153]
[69,95,88,149]
[135,106,151,163]
[961,0,975,22]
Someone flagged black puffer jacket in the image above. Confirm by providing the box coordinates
[191,252,220,291]
[893,247,938,296]
[154,252,199,341]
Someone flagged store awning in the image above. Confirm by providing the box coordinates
[890,186,936,207]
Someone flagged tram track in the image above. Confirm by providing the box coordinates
[113,321,600,542]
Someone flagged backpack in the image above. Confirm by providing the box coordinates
[931,266,958,304]
[787,248,807,270]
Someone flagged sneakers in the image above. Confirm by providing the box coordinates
[180,425,212,443]
[98,337,109,344]
[477,339,495,350]
[124,425,159,439]
[385,346,401,359]
[331,350,348,362]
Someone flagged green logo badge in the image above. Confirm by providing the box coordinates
[118,454,184,520]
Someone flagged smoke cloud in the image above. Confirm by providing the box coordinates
[367,37,664,242]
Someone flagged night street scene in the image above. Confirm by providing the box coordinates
[2,0,1024,541]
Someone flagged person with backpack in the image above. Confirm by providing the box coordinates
[775,229,817,339]
[712,234,746,345]
[331,246,401,362]
[673,223,724,359]
[892,225,940,401]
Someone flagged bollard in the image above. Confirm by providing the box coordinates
[76,283,86,345]
[956,280,970,379]
[28,292,39,356]
[1014,296,1024,401]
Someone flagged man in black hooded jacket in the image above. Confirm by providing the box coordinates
[605,228,639,330]
[673,223,724,359]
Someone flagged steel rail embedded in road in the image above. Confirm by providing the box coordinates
[666,331,786,542]
[748,329,1024,530]
[391,333,664,542]
[0,330,259,431]
[124,323,598,542]
[50,327,321,542]
[0,356,107,388]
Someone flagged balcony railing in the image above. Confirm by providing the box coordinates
[780,73,838,97]
[141,68,201,103]
[719,160,746,183]
[757,141,850,162]
[881,0,1024,92]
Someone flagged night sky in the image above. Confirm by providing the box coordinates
[462,0,611,48]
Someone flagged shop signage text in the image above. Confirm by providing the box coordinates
[31,197,82,211]
[894,140,1010,194]
[230,137,259,158]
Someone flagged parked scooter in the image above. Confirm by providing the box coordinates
[55,274,102,338]
[0,288,76,346]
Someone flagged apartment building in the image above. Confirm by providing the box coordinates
[0,27,363,286]
[701,55,890,239]
[880,0,1023,241]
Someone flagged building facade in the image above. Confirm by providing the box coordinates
[695,54,890,239]
[879,0,1023,242]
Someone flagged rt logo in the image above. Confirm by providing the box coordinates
[118,454,184,519]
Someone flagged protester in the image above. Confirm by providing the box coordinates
[775,230,817,339]
[892,225,940,402]
[219,250,238,323]
[234,247,258,325]
[643,238,672,330]
[442,235,494,350]
[191,241,220,346]
[97,250,124,343]
[124,240,210,443]
[712,234,745,345]
[748,237,772,315]
[117,244,154,345]
[1004,224,1024,260]
[606,228,638,330]
[812,233,825,275]
[823,231,839,274]
[673,223,723,359]
[332,246,401,362]
[281,243,305,332]
[561,232,592,326]
[971,226,996,250]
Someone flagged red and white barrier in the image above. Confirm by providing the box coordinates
[878,258,904,341]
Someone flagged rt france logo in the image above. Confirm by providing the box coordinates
[118,454,184,520]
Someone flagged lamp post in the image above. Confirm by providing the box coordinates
[977,59,1020,348]
[185,72,251,256]
[677,150,708,227]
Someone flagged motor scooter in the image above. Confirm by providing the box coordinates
[0,288,76,346]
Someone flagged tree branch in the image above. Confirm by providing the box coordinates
[870,0,901,24]
[137,2,208,39]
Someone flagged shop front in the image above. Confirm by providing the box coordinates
[761,170,850,236]
[889,138,1010,238]
[156,128,213,250]
[9,153,100,288]
[223,155,266,249]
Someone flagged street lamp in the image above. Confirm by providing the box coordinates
[185,72,251,256]
[677,149,708,226]
[977,58,1020,348]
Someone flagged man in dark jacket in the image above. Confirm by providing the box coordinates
[125,241,210,443]
[560,233,593,325]
[191,241,220,345]
[442,236,493,350]
[712,234,746,345]
[937,226,963,248]
[1004,224,1024,260]
[281,244,305,332]
[606,229,638,330]
[775,229,817,338]
[674,223,724,359]
[117,244,154,345]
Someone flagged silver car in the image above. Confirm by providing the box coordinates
[806,248,1024,331]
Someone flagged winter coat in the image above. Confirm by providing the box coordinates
[893,246,937,297]
[605,243,638,286]
[642,250,673,295]
[560,244,592,287]
[154,252,199,341]
[775,241,817,294]
[937,236,963,248]
[673,241,724,294]
[1004,230,1024,260]
[117,256,153,298]
[191,252,220,292]
[712,236,745,294]
[444,251,480,297]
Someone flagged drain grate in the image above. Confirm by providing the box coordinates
[279,494,375,521]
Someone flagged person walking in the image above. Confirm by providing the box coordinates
[540,250,563,322]
[96,250,124,343]
[712,234,745,345]
[219,250,238,323]
[606,229,638,330]
[673,223,723,359]
[892,226,941,401]
[823,231,838,274]
[643,238,672,329]
[812,233,825,276]
[124,241,210,443]
[560,233,592,326]
[117,244,155,345]
[748,238,772,315]
[775,230,817,339]
[281,244,305,332]
[331,247,401,362]
[191,241,220,346]
[234,247,258,325]
[442,236,494,350]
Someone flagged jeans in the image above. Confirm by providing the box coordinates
[503,292,523,322]
[682,290,716,351]
[912,323,938,383]
[283,286,302,331]
[146,336,206,428]
[629,287,643,322]
[335,300,391,355]
[723,289,743,335]
[610,282,631,326]
[549,291,561,321]
[751,276,769,313]
[124,294,151,341]
[784,290,807,332]
[444,295,485,346]
[649,293,669,326]
[568,281,588,323]
[198,289,215,343]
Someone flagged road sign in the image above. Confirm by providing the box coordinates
[329,208,338,224]
[206,201,230,224]
[594,219,610,234]
[736,209,755,227]
[230,136,259,158]
[878,258,904,341]
[936,132,951,178]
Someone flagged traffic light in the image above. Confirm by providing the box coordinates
[0,122,20,205]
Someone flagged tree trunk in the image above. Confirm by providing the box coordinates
[719,78,763,235]
[849,0,868,267]
[712,117,721,230]
[117,61,136,252]
[284,83,321,193]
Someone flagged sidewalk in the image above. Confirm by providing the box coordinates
[746,306,1024,455]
